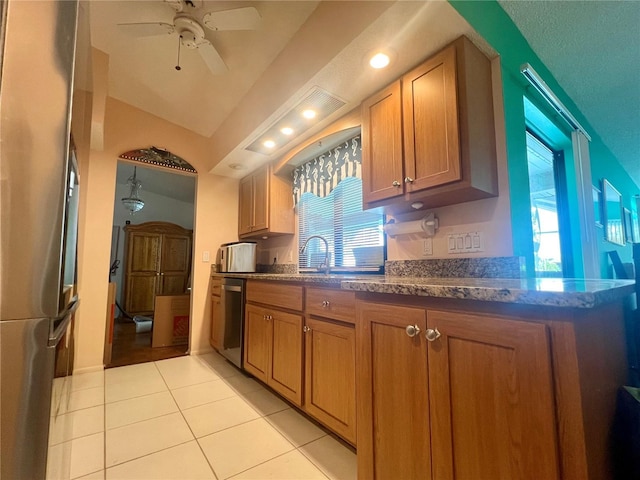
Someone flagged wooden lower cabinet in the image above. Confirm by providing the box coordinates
[357,302,431,480]
[303,317,356,445]
[357,301,560,480]
[243,303,303,405]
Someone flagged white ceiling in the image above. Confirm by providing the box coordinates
[116,161,196,203]
[89,0,640,195]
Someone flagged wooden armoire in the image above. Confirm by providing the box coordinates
[123,222,192,317]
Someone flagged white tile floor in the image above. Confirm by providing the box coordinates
[46,352,357,480]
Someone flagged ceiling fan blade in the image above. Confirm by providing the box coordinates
[202,7,261,31]
[197,41,228,75]
[118,22,175,37]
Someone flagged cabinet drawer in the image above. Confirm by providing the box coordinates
[247,280,303,311]
[306,287,355,324]
[211,277,222,296]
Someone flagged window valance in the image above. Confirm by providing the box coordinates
[292,134,361,205]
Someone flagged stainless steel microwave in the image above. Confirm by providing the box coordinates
[218,242,257,272]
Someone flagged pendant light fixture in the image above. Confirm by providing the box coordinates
[121,166,145,214]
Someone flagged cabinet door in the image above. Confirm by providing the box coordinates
[304,318,356,444]
[427,310,560,480]
[356,302,431,480]
[160,234,191,295]
[125,232,161,315]
[361,80,404,204]
[269,309,303,406]
[238,175,254,235]
[210,295,223,350]
[252,167,269,232]
[243,304,270,383]
[402,44,460,192]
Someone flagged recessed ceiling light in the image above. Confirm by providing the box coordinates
[302,109,316,119]
[263,140,276,148]
[229,163,246,170]
[369,52,390,69]
[280,127,294,135]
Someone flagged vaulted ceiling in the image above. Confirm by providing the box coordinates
[88,0,640,190]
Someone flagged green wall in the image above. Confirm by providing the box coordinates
[450,1,639,278]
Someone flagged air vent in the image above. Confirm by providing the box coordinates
[245,86,347,155]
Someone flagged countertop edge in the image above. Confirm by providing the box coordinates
[212,273,636,309]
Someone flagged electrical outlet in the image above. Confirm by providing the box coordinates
[288,250,293,262]
[422,238,433,256]
[202,251,210,262]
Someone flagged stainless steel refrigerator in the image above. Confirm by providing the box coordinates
[0,1,79,479]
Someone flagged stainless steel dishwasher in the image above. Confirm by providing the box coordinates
[219,277,246,369]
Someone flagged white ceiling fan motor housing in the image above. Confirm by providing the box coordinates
[174,15,205,49]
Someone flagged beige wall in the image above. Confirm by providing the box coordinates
[72,95,238,373]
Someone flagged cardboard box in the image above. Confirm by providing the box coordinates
[152,294,190,348]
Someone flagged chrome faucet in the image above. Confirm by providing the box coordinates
[299,235,330,275]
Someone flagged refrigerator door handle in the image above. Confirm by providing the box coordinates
[48,298,79,346]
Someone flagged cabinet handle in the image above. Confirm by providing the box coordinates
[425,328,441,342]
[321,300,330,308]
[404,177,414,183]
[392,180,401,187]
[303,325,311,333]
[263,314,273,321]
[405,324,421,337]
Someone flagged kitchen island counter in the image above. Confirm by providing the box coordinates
[213,272,634,309]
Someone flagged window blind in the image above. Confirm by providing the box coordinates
[298,177,385,271]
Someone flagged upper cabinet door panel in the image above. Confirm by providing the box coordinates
[361,81,404,204]
[252,166,269,232]
[403,44,460,192]
[129,233,161,273]
[239,176,254,235]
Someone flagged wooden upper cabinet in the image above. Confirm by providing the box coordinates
[238,164,294,239]
[403,44,460,192]
[427,309,560,480]
[361,35,498,210]
[361,81,404,203]
[251,166,269,232]
[238,175,254,236]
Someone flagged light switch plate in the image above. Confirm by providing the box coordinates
[202,251,210,262]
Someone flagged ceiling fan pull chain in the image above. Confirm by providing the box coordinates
[175,36,182,71]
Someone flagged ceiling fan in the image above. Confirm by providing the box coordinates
[118,0,261,74]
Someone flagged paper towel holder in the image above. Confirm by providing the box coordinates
[383,212,439,238]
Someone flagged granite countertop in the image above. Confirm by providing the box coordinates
[213,272,385,285]
[340,276,636,308]
[214,272,635,308]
